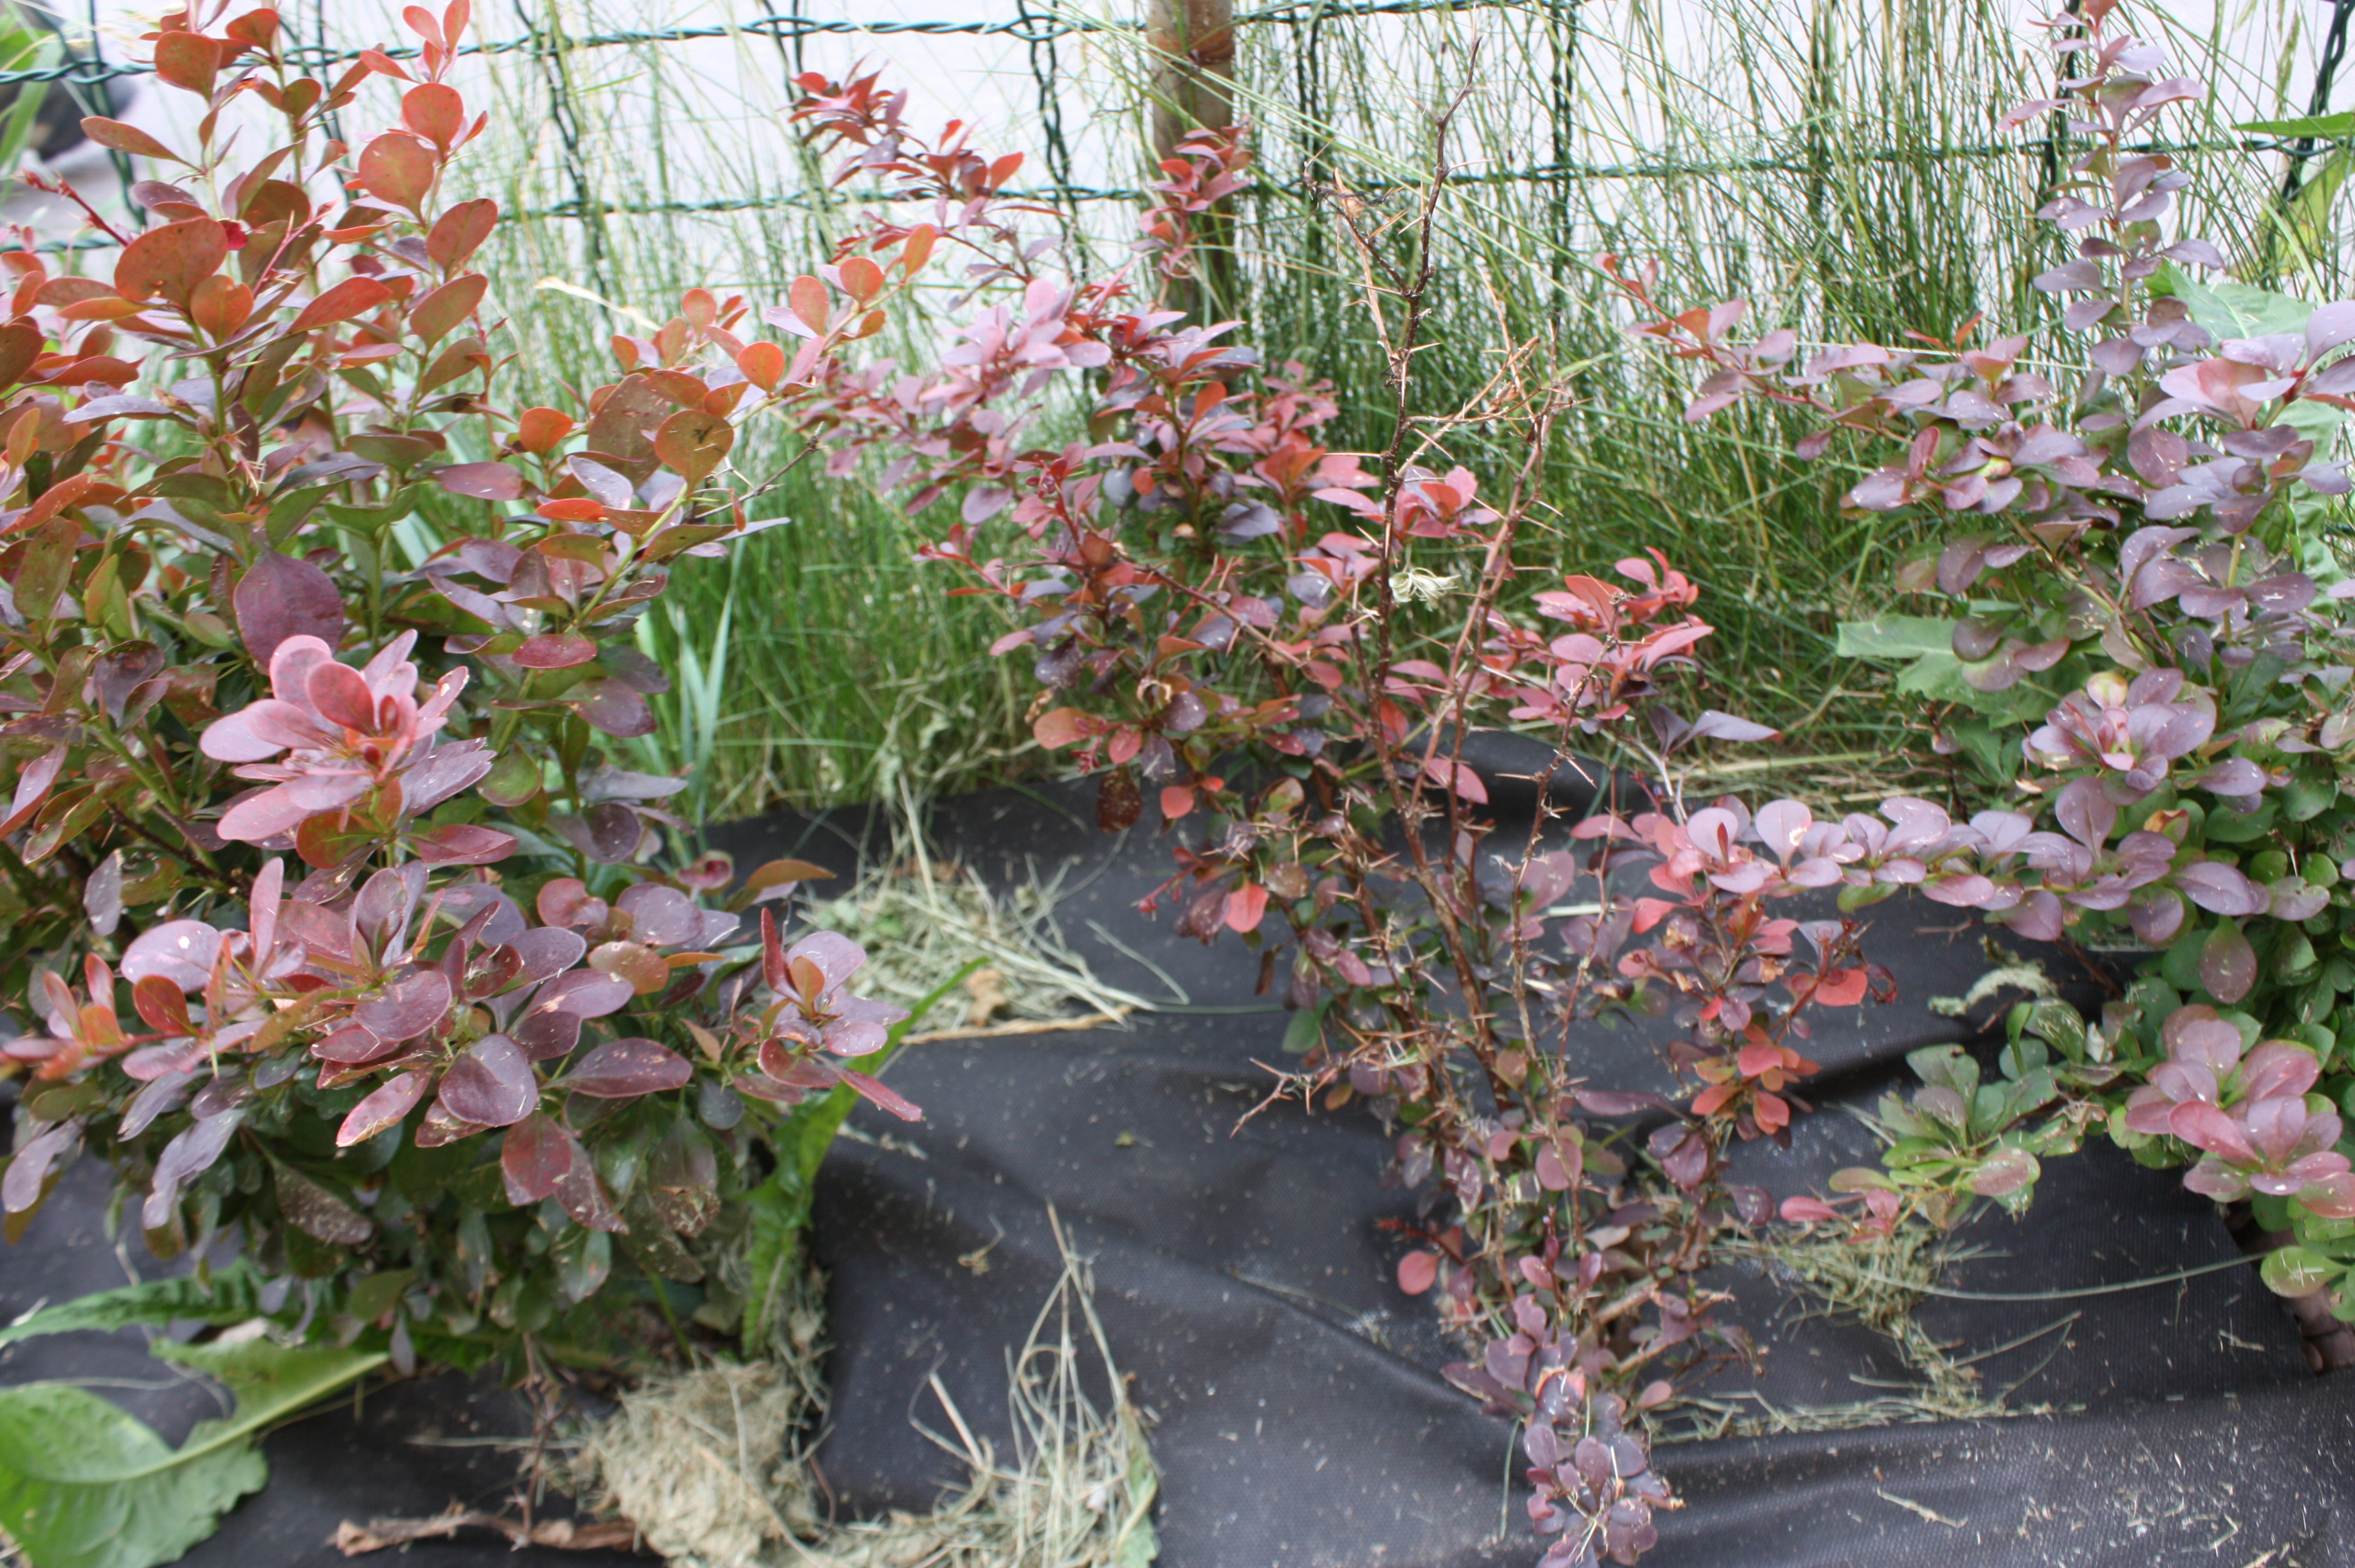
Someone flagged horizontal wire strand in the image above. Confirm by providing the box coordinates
[0,0,1522,88]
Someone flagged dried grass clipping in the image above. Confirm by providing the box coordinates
[792,803,1170,1036]
[1664,1226,2065,1441]
[578,1222,1158,1568]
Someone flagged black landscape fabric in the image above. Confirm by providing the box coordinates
[4,769,2353,1567]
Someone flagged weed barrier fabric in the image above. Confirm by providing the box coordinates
[711,779,2355,1568]
[0,774,2348,1566]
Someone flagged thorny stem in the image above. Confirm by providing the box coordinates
[20,172,131,246]
[1325,78,1505,1084]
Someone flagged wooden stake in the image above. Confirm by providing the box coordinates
[1146,0,1235,164]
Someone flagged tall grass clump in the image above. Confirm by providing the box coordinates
[1192,0,2341,775]
[284,0,2340,812]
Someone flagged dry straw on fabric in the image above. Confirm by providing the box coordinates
[577,1217,1158,1568]
[1667,1226,2067,1441]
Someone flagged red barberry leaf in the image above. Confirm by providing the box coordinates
[501,1111,573,1203]
[565,1038,692,1098]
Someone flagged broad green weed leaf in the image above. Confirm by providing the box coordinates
[1894,649,1968,701]
[0,1383,261,1568]
[0,1260,272,1345]
[0,1338,381,1568]
[2155,261,2317,340]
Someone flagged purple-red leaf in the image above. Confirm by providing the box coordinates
[311,1024,400,1065]
[336,1070,431,1146]
[2177,860,2268,916]
[82,115,182,163]
[114,217,224,307]
[2,747,66,837]
[143,1111,242,1229]
[512,927,589,985]
[1418,756,1488,805]
[514,1005,583,1062]
[531,969,635,1019]
[554,802,644,863]
[358,130,435,214]
[353,969,452,1043]
[2199,921,2258,1004]
[437,1033,537,1126]
[287,276,395,334]
[428,200,499,272]
[120,918,221,991]
[615,882,701,945]
[567,677,657,737]
[501,1112,573,1203]
[587,940,670,995]
[1686,709,1779,744]
[837,1068,922,1122]
[2,1120,78,1213]
[413,823,517,866]
[513,631,598,669]
[564,1038,692,1098]
[554,1145,625,1231]
[567,455,634,509]
[434,461,526,500]
[233,551,345,664]
[2170,1100,2257,1162]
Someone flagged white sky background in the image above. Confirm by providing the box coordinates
[8,0,2355,292]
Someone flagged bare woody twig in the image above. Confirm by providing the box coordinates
[332,1508,639,1556]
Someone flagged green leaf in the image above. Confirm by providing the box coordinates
[1836,615,1955,660]
[2299,1210,2355,1245]
[2019,998,2088,1062]
[1111,1403,1160,1568]
[1966,1145,2040,1204]
[2261,1243,2334,1298]
[2279,387,2350,447]
[739,1170,807,1359]
[0,37,56,175]
[1907,1043,1979,1097]
[2274,150,2355,275]
[1940,717,2014,790]
[1894,650,1968,701]
[2204,800,2278,843]
[2154,262,2315,340]
[1281,997,1330,1056]
[0,1339,382,1568]
[618,1187,705,1283]
[343,1268,415,1325]
[1996,1031,2048,1079]
[1893,649,2049,721]
[2283,776,2339,822]
[0,1261,273,1345]
[2238,111,2355,139]
[0,1385,259,1568]
[551,1226,612,1305]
